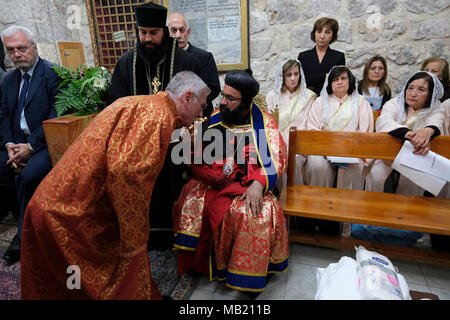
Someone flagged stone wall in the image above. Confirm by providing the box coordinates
[249,0,450,96]
[0,0,95,69]
[1,0,448,97]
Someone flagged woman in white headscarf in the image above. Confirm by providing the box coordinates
[266,59,317,185]
[355,71,445,247]
[304,65,374,190]
[365,71,445,195]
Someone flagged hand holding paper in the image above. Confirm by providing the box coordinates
[392,141,449,196]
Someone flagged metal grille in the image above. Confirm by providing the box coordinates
[89,0,160,69]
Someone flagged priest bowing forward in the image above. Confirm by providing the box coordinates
[20,72,210,299]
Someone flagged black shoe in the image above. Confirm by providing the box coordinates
[246,291,261,300]
[2,235,21,265]
[186,268,205,278]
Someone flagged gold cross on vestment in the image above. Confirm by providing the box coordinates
[152,76,161,94]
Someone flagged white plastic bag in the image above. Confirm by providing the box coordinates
[314,247,412,300]
[315,256,361,300]
[356,246,411,300]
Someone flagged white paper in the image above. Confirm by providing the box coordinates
[169,0,243,65]
[327,156,361,164]
[398,141,450,182]
[392,142,446,196]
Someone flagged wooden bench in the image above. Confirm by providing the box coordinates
[279,129,450,267]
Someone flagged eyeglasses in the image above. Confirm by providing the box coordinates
[220,91,242,103]
[5,45,32,55]
[192,93,207,111]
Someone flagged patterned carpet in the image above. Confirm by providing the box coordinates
[0,213,196,300]
[0,213,20,300]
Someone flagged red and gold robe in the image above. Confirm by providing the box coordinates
[20,92,181,299]
[172,104,289,292]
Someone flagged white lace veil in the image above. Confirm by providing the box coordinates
[320,65,362,127]
[391,71,444,124]
[273,58,307,94]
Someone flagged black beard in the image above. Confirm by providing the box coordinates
[220,103,249,125]
[136,33,169,64]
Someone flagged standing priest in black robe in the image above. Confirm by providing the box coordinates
[108,3,204,251]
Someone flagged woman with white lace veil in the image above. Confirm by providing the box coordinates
[305,65,374,190]
[365,71,445,195]
[266,59,317,184]
[355,71,445,248]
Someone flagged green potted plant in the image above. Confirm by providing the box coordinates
[53,64,112,116]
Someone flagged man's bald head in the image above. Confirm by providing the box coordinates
[167,13,191,48]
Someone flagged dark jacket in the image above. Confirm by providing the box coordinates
[0,67,7,104]
[0,58,60,152]
[298,46,346,96]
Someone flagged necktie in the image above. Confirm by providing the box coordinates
[14,73,30,142]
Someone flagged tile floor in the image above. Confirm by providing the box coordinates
[2,212,449,300]
[189,243,450,300]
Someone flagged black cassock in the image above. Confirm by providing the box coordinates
[297,46,346,96]
[108,38,204,251]
[108,39,204,102]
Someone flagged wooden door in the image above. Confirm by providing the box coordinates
[58,42,86,69]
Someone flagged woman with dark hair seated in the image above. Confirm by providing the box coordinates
[299,66,373,235]
[357,71,445,247]
[366,71,444,193]
[358,55,391,113]
[298,17,346,96]
[304,65,373,190]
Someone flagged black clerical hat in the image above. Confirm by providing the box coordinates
[135,2,167,28]
[225,69,260,106]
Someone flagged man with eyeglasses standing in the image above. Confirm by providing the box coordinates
[0,25,61,265]
[172,69,289,296]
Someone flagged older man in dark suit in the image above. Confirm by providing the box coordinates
[168,12,220,118]
[0,25,60,265]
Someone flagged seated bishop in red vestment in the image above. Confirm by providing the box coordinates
[172,70,289,293]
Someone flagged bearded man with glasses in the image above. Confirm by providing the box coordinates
[172,69,289,296]
[0,25,61,265]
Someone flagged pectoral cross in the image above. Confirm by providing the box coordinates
[152,76,161,94]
